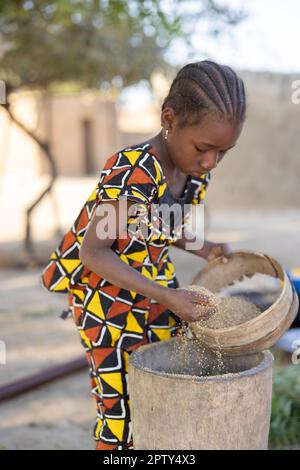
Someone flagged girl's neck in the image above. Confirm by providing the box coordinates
[145,131,189,199]
[148,130,176,175]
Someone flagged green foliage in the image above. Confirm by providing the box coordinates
[270,365,300,448]
[0,0,246,92]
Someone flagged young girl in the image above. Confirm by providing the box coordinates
[41,60,246,450]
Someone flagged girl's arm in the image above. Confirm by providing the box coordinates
[80,200,166,303]
[79,200,216,322]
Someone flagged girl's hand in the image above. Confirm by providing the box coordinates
[200,240,232,264]
[163,287,217,323]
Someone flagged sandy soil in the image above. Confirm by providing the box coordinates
[0,269,96,450]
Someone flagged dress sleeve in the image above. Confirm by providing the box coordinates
[96,147,162,206]
[191,171,211,205]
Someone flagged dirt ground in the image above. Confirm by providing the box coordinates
[0,210,299,450]
[0,270,95,450]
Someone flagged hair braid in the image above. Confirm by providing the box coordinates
[162,60,246,128]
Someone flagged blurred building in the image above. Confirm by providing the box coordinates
[0,70,299,245]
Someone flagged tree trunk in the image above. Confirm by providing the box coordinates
[1,89,59,259]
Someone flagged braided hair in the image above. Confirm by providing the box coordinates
[162,60,246,128]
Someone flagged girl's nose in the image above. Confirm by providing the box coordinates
[201,151,219,171]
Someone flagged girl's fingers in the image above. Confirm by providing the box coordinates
[194,302,218,318]
[192,293,213,306]
[205,242,233,263]
[190,291,218,309]
[207,248,218,261]
[221,244,232,263]
[184,289,209,303]
[195,307,215,320]
[198,315,212,321]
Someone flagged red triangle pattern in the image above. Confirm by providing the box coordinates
[43,262,57,288]
[148,245,163,264]
[148,302,166,323]
[61,231,77,253]
[102,397,121,410]
[100,285,121,298]
[77,208,89,232]
[85,325,103,343]
[103,166,127,183]
[92,347,115,370]
[106,300,130,319]
[127,167,153,185]
[134,297,150,310]
[103,154,118,171]
[88,272,103,289]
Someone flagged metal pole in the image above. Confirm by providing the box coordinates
[0,356,88,403]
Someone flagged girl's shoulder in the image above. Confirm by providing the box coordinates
[102,142,163,180]
[40,143,162,295]
[97,142,163,206]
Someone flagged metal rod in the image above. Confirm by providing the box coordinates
[0,356,88,403]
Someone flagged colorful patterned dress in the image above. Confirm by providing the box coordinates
[41,142,210,450]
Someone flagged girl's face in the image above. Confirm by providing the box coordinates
[162,109,244,177]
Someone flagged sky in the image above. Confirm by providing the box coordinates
[121,0,300,106]
[173,0,300,74]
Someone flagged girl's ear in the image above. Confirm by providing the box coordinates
[161,106,176,130]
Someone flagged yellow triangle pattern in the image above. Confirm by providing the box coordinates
[158,182,167,198]
[78,330,92,349]
[153,159,163,183]
[87,292,105,320]
[87,186,98,201]
[200,186,207,200]
[130,290,137,300]
[164,268,171,280]
[54,277,70,291]
[126,250,147,263]
[70,288,85,301]
[107,325,122,346]
[123,150,142,166]
[94,418,103,438]
[106,418,125,442]
[125,312,143,333]
[141,266,153,280]
[156,278,168,287]
[152,328,172,341]
[152,265,158,278]
[167,262,174,274]
[130,190,147,202]
[123,350,130,373]
[105,188,121,199]
[101,372,123,394]
[120,254,130,265]
[61,259,81,274]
